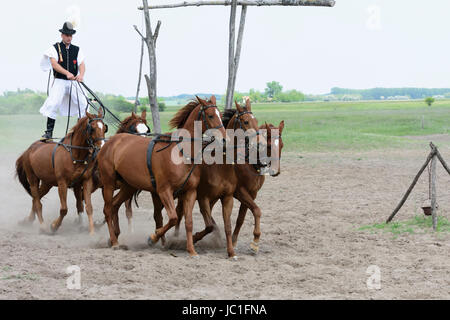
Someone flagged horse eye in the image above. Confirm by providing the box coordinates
[208,115,214,119]
[244,121,249,125]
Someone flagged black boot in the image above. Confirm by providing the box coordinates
[41,117,55,141]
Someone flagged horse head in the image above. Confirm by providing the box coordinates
[118,110,150,135]
[261,121,284,177]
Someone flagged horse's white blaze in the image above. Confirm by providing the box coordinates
[136,123,148,133]
[215,109,222,122]
[97,122,103,130]
[251,114,255,119]
[274,139,279,146]
[101,140,105,148]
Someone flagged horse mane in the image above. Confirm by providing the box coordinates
[169,99,200,129]
[116,114,143,133]
[222,109,237,128]
[68,116,89,136]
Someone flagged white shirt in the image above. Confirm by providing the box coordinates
[40,43,85,72]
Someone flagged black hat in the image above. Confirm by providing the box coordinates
[59,22,76,35]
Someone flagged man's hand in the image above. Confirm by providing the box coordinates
[74,74,84,82]
[66,72,75,80]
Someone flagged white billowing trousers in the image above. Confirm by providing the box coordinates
[39,79,88,119]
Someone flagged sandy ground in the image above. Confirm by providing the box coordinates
[0,138,449,299]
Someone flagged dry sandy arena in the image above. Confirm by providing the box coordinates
[0,137,449,299]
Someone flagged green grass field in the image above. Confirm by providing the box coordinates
[2,99,450,153]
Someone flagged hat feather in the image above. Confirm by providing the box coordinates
[66,5,81,29]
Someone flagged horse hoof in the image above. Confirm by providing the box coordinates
[229,255,238,261]
[161,236,166,247]
[250,241,259,254]
[189,254,200,259]
[107,239,112,247]
[112,244,120,250]
[147,234,158,246]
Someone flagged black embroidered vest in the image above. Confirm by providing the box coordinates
[53,42,79,80]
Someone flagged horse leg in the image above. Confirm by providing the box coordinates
[21,181,51,226]
[221,195,236,258]
[182,189,198,257]
[192,197,215,243]
[51,181,69,232]
[151,193,166,245]
[73,185,84,225]
[234,188,261,254]
[111,184,137,245]
[232,203,249,247]
[82,179,95,235]
[174,199,183,238]
[148,190,178,245]
[124,199,134,234]
[103,185,119,247]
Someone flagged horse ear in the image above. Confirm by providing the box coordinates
[196,96,206,106]
[235,100,243,113]
[86,111,93,118]
[141,109,147,120]
[131,111,137,118]
[279,120,285,133]
[210,95,216,105]
[245,97,251,110]
[98,108,103,118]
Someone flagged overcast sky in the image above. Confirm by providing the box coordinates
[1,0,450,96]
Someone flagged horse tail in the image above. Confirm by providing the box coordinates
[15,153,31,196]
[133,190,142,208]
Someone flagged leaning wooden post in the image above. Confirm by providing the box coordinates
[229,5,247,107]
[386,147,436,223]
[225,0,238,110]
[435,148,450,176]
[430,151,438,230]
[134,37,145,113]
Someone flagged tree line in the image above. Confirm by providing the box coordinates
[227,81,305,103]
[0,89,164,115]
[330,87,450,100]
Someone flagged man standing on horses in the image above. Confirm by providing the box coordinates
[39,21,87,140]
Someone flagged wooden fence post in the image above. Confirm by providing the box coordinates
[430,153,437,230]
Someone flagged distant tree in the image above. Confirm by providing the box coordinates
[265,81,283,99]
[425,97,435,106]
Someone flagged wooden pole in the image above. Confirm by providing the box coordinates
[225,0,237,110]
[435,149,450,176]
[430,153,437,230]
[139,0,162,133]
[229,5,247,107]
[138,0,336,10]
[134,37,145,113]
[386,148,436,223]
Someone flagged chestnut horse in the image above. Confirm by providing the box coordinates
[15,110,107,234]
[232,121,285,252]
[97,96,227,256]
[107,110,150,232]
[172,99,266,258]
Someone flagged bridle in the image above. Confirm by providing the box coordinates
[85,117,107,151]
[198,104,224,130]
